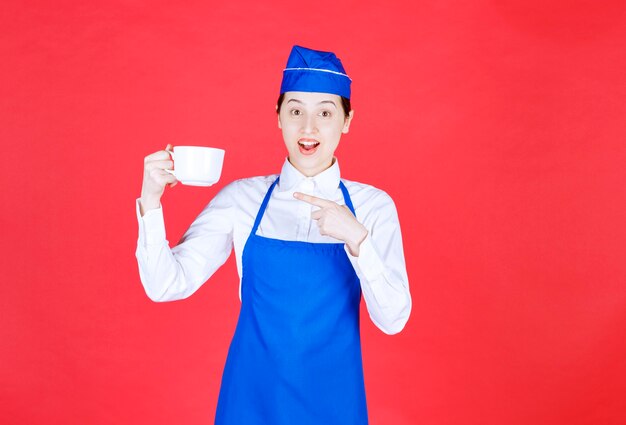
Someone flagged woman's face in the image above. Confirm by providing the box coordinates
[278,91,354,177]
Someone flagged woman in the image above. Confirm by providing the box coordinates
[136,45,411,425]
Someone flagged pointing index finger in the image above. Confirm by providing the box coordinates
[293,192,334,207]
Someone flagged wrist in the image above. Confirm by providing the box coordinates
[139,196,161,216]
[346,226,368,257]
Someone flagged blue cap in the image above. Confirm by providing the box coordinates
[280,45,352,99]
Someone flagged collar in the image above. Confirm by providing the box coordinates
[277,157,342,199]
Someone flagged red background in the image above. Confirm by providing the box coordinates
[2,1,626,424]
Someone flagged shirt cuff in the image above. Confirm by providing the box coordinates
[136,198,166,245]
[344,234,385,282]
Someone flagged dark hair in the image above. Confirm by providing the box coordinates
[276,93,352,119]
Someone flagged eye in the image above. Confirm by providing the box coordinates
[320,110,331,118]
[290,109,301,116]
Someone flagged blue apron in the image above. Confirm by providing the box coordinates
[215,177,368,425]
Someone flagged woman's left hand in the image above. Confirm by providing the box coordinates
[294,192,368,256]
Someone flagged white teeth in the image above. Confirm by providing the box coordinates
[299,141,319,146]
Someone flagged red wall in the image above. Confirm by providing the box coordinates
[2,1,625,424]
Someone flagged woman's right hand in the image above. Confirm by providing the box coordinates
[139,144,178,216]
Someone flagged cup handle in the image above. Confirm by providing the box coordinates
[164,149,175,177]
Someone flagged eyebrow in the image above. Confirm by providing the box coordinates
[286,99,337,108]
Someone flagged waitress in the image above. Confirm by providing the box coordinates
[136,45,412,425]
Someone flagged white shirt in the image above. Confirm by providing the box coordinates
[135,159,411,334]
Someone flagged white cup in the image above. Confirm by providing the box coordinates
[165,146,225,186]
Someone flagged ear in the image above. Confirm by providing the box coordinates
[277,107,282,129]
[342,109,354,134]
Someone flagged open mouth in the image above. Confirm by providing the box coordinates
[298,139,320,155]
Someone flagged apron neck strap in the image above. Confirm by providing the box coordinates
[339,181,356,217]
[251,176,280,235]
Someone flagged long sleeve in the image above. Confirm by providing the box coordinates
[345,191,412,335]
[135,182,237,302]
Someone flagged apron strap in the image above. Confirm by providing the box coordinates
[250,176,357,235]
[251,176,280,235]
[339,180,356,218]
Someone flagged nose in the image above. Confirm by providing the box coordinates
[302,113,317,134]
